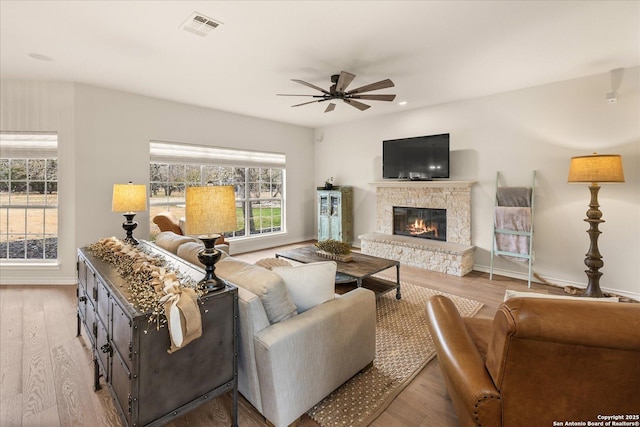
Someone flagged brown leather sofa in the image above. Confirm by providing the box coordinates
[426,295,640,427]
[153,211,228,246]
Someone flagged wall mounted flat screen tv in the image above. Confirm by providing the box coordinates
[383,133,450,180]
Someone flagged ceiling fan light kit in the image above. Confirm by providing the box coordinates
[277,71,396,113]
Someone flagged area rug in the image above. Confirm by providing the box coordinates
[306,282,483,427]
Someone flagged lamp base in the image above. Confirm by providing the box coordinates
[581,184,605,298]
[122,213,139,245]
[582,277,604,298]
[197,235,227,293]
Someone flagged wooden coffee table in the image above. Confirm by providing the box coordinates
[276,246,401,299]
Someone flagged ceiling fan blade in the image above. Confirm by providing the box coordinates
[346,78,395,95]
[277,94,319,97]
[325,103,336,113]
[291,100,324,107]
[336,71,356,92]
[343,99,371,111]
[291,79,330,94]
[351,94,396,102]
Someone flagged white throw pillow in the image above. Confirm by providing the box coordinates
[216,257,298,324]
[272,261,337,313]
[504,289,619,302]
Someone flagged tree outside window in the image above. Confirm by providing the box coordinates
[150,163,284,239]
[0,132,58,261]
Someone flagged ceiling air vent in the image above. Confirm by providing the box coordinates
[181,12,222,37]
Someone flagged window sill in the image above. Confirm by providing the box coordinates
[0,261,61,270]
[227,230,287,242]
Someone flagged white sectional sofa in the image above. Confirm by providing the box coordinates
[154,232,377,427]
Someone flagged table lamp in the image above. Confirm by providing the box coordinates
[185,185,237,293]
[112,182,147,245]
[568,153,625,297]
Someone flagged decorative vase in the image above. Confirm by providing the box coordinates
[324,183,333,190]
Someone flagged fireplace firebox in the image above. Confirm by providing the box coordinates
[393,207,446,242]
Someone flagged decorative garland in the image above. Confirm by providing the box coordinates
[88,237,201,332]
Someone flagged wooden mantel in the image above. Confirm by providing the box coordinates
[368,180,476,189]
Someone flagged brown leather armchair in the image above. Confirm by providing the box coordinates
[426,295,640,427]
[152,211,183,235]
[152,211,229,246]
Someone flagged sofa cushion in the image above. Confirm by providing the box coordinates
[255,258,292,270]
[177,241,228,268]
[272,261,336,313]
[154,231,197,254]
[216,257,298,324]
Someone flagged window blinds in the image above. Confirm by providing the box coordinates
[150,140,285,168]
[0,132,58,158]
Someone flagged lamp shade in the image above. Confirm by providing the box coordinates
[185,185,237,236]
[568,154,625,183]
[112,183,147,212]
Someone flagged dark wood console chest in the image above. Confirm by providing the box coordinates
[77,242,238,426]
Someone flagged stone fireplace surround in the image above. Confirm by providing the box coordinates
[360,180,476,276]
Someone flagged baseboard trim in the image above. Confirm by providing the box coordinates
[474,264,639,302]
[0,277,76,286]
[229,233,316,256]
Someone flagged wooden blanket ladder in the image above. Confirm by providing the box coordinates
[490,171,536,287]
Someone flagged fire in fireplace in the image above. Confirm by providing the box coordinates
[393,207,446,242]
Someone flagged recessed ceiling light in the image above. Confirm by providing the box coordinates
[398,101,408,106]
[28,53,52,62]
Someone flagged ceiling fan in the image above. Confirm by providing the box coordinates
[277,71,396,113]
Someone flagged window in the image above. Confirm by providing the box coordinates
[0,132,58,261]
[149,141,285,239]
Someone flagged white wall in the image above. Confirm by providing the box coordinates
[3,72,638,299]
[1,81,316,284]
[0,81,76,284]
[314,68,640,299]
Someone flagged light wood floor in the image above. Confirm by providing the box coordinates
[0,241,568,427]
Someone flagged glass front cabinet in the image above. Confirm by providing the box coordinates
[317,186,353,243]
